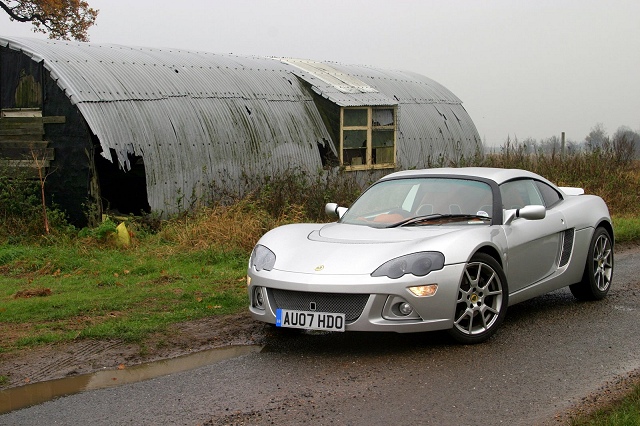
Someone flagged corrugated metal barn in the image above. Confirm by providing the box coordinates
[0,36,481,225]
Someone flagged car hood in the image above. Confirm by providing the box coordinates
[256,222,479,275]
[313,222,457,243]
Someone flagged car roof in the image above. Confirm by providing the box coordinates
[382,167,551,186]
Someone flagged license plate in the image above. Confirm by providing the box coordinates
[275,309,345,332]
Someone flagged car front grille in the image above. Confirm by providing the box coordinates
[267,289,369,323]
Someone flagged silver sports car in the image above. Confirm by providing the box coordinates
[247,167,614,343]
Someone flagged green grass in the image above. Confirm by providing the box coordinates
[571,382,640,425]
[0,241,248,353]
[1,212,637,355]
[612,216,640,243]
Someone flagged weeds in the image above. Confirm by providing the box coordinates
[2,138,639,252]
[0,164,71,241]
[462,137,639,216]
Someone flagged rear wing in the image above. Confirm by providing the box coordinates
[559,187,585,196]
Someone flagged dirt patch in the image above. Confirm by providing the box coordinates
[13,288,52,299]
[0,312,268,389]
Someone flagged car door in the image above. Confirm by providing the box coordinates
[501,179,567,292]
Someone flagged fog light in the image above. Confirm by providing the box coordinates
[398,302,413,316]
[253,286,265,310]
[246,276,252,286]
[408,284,438,297]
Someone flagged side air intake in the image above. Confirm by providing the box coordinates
[559,228,575,267]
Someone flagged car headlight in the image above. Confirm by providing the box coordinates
[371,252,445,279]
[250,244,276,271]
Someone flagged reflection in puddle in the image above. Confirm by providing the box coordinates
[0,345,262,414]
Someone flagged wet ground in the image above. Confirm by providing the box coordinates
[0,312,268,391]
[0,345,262,414]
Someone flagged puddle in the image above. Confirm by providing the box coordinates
[0,344,262,415]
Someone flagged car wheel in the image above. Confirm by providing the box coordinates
[570,227,613,301]
[448,253,508,344]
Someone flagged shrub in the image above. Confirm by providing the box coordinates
[0,167,69,240]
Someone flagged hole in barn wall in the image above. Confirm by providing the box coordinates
[317,138,339,168]
[95,148,151,215]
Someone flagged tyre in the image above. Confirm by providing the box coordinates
[448,253,508,344]
[570,227,613,301]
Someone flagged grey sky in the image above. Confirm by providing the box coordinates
[2,0,639,146]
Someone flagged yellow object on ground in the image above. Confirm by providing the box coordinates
[115,222,131,247]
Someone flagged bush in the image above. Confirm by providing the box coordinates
[0,167,59,239]
[78,218,118,241]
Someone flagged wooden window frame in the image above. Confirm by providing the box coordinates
[340,106,397,171]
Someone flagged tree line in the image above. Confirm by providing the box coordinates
[489,124,640,160]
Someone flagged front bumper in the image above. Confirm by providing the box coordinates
[247,263,465,333]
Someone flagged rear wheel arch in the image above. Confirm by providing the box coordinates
[596,220,614,246]
[570,226,613,301]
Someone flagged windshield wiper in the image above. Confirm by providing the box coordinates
[386,214,491,228]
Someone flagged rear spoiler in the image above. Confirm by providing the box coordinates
[560,187,585,196]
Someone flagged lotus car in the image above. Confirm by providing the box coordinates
[247,167,614,343]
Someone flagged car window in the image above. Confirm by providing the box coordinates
[340,177,493,227]
[347,179,419,216]
[415,179,492,216]
[500,179,544,210]
[534,180,562,208]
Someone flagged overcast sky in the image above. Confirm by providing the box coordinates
[2,0,639,146]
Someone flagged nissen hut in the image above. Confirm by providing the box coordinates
[0,36,481,225]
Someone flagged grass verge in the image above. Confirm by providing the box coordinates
[0,240,249,353]
[571,383,640,425]
[1,211,638,355]
[612,216,640,243]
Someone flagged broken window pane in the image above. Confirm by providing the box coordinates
[372,109,394,126]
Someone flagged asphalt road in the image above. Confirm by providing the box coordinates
[2,247,639,426]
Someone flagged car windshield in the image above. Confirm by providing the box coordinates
[340,177,493,228]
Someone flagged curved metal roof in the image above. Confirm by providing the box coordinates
[0,36,481,214]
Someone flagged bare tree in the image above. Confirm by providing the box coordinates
[585,123,609,150]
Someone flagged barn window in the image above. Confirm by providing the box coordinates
[341,107,396,170]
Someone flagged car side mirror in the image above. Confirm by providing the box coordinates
[504,205,546,225]
[325,203,348,219]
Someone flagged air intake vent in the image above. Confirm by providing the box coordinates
[559,228,575,267]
